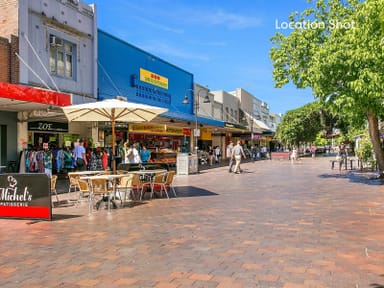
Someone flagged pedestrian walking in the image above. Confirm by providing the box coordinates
[214,146,221,164]
[310,145,316,158]
[290,145,298,163]
[208,146,214,166]
[226,141,234,172]
[74,138,87,171]
[231,140,246,174]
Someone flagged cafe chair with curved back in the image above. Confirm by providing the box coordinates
[129,173,148,201]
[89,178,114,212]
[163,170,177,198]
[151,171,168,199]
[117,173,135,206]
[68,172,81,193]
[78,179,91,200]
[50,175,59,204]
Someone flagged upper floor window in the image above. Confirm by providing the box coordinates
[49,35,75,79]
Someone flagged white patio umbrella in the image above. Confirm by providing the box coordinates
[62,98,168,173]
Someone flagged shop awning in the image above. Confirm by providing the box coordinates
[244,112,271,131]
[161,111,224,127]
[0,82,71,112]
[224,122,247,131]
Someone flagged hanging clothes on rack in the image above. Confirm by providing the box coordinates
[43,149,53,177]
[56,148,64,173]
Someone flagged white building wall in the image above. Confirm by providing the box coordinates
[194,83,213,118]
[18,0,97,103]
[212,101,223,121]
[211,90,239,123]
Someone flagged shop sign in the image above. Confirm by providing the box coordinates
[129,123,186,136]
[28,121,68,132]
[0,174,51,220]
[183,128,191,136]
[200,128,212,140]
[140,68,168,89]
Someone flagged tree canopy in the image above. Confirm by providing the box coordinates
[277,102,322,145]
[270,0,384,175]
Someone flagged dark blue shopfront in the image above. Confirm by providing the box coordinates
[97,30,194,116]
[97,30,223,153]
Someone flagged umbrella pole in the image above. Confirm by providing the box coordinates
[112,110,116,174]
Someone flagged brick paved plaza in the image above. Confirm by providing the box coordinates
[1,157,384,288]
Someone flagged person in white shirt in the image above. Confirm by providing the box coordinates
[291,146,298,163]
[125,143,141,164]
[226,141,234,173]
[231,140,246,174]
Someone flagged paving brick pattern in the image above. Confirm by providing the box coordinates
[1,157,384,287]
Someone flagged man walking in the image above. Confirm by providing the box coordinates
[232,140,246,174]
[226,141,234,173]
[74,138,87,171]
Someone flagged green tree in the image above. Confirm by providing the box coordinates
[355,132,375,169]
[270,0,384,176]
[277,102,322,145]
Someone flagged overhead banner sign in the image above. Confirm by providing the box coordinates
[140,68,168,89]
[0,174,52,220]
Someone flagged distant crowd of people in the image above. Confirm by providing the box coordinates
[71,138,154,172]
[71,137,273,174]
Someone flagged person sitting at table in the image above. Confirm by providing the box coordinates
[140,145,151,163]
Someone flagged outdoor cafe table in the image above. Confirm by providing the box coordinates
[68,170,110,201]
[130,169,168,200]
[80,174,125,214]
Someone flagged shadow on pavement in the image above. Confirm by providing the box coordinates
[371,285,384,288]
[175,186,219,198]
[51,214,83,221]
[319,171,384,186]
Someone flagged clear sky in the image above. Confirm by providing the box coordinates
[84,0,315,115]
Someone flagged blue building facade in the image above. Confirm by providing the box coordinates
[98,30,193,117]
[97,30,224,154]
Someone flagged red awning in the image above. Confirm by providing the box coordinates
[0,82,71,111]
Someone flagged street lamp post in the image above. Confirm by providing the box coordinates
[183,88,211,153]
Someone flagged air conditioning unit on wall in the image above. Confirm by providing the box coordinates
[49,35,63,47]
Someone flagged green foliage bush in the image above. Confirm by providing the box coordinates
[355,135,375,169]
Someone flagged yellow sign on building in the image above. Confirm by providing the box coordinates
[200,128,212,140]
[129,124,186,136]
[140,68,168,89]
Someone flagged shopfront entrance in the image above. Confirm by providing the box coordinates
[28,121,69,149]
